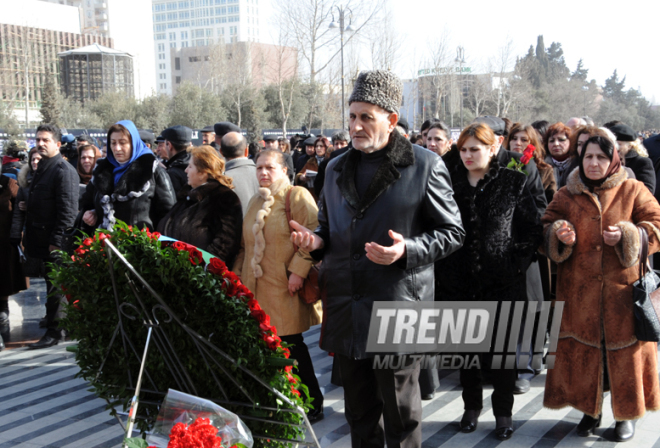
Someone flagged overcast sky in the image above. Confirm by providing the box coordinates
[388,0,660,104]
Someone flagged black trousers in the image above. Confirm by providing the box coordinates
[44,255,67,337]
[335,354,421,448]
[280,333,323,411]
[460,355,516,417]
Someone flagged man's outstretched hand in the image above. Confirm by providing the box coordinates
[365,230,406,265]
[290,220,324,252]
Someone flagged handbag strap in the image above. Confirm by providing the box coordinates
[285,187,299,252]
[638,225,650,279]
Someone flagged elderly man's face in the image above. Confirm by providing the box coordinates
[349,102,396,153]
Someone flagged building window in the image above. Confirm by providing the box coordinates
[217,27,224,35]
[216,6,226,14]
[170,42,177,48]
[158,53,166,60]
[229,26,237,35]
[160,83,167,89]
[156,33,166,40]
[180,31,188,39]
[158,43,165,51]
[182,41,189,47]
[175,57,180,70]
[228,16,238,22]
[169,32,176,40]
[227,5,238,13]
[178,1,189,8]
[160,73,166,79]
[159,63,166,69]
[167,2,177,10]
[176,76,181,84]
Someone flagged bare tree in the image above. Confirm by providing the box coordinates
[490,39,515,117]
[270,27,301,135]
[468,70,492,118]
[368,7,400,71]
[424,30,452,121]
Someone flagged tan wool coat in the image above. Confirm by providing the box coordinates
[234,178,322,336]
[542,167,660,420]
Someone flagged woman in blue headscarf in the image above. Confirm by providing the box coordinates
[81,120,175,230]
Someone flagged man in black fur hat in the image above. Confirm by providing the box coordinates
[290,70,465,448]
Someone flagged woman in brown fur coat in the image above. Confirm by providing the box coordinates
[542,135,660,442]
[233,149,324,422]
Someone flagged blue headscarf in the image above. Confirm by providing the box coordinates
[106,120,153,185]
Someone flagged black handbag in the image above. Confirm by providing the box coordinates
[632,226,660,342]
[61,211,86,256]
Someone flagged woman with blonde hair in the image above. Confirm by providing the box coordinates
[158,145,243,269]
[608,123,655,193]
[234,149,324,422]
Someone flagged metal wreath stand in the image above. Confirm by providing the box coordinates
[93,239,321,448]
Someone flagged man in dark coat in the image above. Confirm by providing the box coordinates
[221,131,259,216]
[162,125,192,193]
[290,70,465,448]
[22,124,79,349]
[200,125,218,151]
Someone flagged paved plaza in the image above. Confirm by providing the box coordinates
[2,281,660,447]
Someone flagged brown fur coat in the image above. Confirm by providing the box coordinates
[542,166,660,420]
[233,179,322,336]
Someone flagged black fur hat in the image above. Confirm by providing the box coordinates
[348,70,402,113]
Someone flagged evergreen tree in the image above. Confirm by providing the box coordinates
[40,71,63,127]
[570,59,589,82]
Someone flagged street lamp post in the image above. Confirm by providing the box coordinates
[455,46,466,129]
[329,6,354,131]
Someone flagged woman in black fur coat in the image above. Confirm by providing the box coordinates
[158,145,243,270]
[435,123,542,441]
[81,120,175,231]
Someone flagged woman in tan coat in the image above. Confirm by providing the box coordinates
[542,135,660,442]
[234,149,324,421]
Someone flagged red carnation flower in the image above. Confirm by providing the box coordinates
[290,385,301,397]
[172,241,187,251]
[82,238,93,246]
[151,231,161,240]
[247,299,261,311]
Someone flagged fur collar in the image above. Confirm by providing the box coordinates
[333,130,414,212]
[565,166,627,195]
[251,177,290,279]
[17,164,31,189]
[93,153,158,196]
[258,177,290,200]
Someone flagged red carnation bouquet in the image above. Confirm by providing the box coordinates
[507,144,535,174]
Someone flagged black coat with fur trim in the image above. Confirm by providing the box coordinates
[157,180,243,269]
[435,160,542,302]
[313,130,465,359]
[81,153,175,231]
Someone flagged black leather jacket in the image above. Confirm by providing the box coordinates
[313,131,465,359]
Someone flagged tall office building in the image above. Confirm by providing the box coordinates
[0,0,112,125]
[40,0,156,97]
[152,0,268,95]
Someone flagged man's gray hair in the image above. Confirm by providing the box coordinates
[332,130,350,144]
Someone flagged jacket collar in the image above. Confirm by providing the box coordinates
[166,149,190,168]
[93,153,157,196]
[566,166,627,195]
[225,157,254,170]
[333,130,415,212]
[35,152,62,175]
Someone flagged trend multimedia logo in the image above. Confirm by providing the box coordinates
[366,301,564,370]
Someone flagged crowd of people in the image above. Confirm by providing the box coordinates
[1,69,660,445]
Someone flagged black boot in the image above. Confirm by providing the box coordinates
[613,420,635,442]
[0,333,4,351]
[576,413,601,437]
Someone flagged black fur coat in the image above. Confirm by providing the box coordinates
[157,180,243,269]
[81,153,175,231]
[435,160,542,302]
